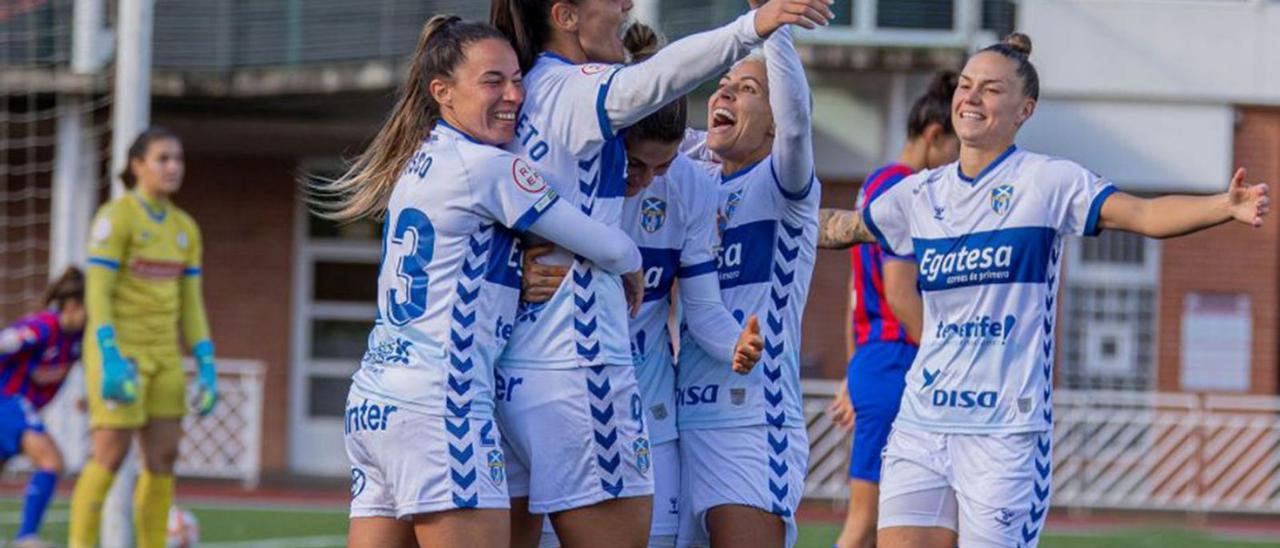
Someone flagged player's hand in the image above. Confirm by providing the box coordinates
[1226,168,1270,228]
[753,0,834,35]
[98,326,137,404]
[731,315,763,374]
[622,269,644,318]
[521,244,569,304]
[827,379,853,432]
[193,340,218,416]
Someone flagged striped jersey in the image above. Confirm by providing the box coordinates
[677,157,820,430]
[500,53,632,369]
[0,311,81,409]
[352,122,559,419]
[851,163,916,346]
[620,154,721,444]
[863,146,1115,434]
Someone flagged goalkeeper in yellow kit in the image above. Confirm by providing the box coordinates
[69,128,217,548]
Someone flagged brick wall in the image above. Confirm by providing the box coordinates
[1158,107,1280,394]
[170,152,297,472]
[801,180,860,381]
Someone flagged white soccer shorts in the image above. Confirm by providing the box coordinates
[496,364,654,514]
[345,393,509,519]
[677,425,809,548]
[878,425,1053,548]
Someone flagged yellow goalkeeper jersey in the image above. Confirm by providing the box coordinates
[86,191,209,348]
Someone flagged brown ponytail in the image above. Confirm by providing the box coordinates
[42,267,84,310]
[623,22,663,62]
[309,15,506,222]
[622,23,685,145]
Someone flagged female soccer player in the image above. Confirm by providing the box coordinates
[826,33,1269,548]
[487,1,829,546]
[528,24,764,548]
[69,128,219,548]
[671,7,821,547]
[0,268,84,547]
[311,16,644,548]
[819,70,959,548]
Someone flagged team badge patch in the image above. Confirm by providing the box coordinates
[351,468,367,498]
[991,184,1014,216]
[717,190,744,238]
[487,449,505,486]
[581,63,610,75]
[640,197,667,233]
[91,218,112,245]
[633,437,651,475]
[512,158,548,193]
[176,232,188,249]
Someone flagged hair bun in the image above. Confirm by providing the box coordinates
[1003,32,1032,56]
[623,22,664,62]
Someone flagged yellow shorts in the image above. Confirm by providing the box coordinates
[83,341,187,429]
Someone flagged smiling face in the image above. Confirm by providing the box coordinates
[952,51,1036,150]
[131,138,184,197]
[433,38,525,145]
[706,59,774,163]
[623,137,679,197]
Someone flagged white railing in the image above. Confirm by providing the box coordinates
[23,358,265,488]
[803,381,1280,514]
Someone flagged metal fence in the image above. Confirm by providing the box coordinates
[29,358,266,488]
[802,381,1280,514]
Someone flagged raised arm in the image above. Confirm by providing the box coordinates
[527,201,642,276]
[764,25,815,196]
[1099,168,1269,238]
[604,1,833,132]
[817,208,877,249]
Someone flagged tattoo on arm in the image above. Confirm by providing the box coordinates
[817,208,873,249]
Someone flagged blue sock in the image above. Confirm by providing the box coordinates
[17,470,57,538]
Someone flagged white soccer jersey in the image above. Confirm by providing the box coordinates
[621,154,721,444]
[502,53,632,369]
[864,146,1115,434]
[676,157,820,430]
[350,122,560,420]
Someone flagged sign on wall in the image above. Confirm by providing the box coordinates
[1181,293,1252,392]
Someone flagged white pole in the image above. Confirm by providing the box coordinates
[110,0,154,198]
[72,0,110,74]
[50,98,97,276]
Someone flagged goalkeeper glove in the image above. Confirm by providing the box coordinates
[193,340,218,416]
[97,326,137,403]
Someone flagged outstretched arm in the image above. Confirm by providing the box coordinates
[1099,168,1269,238]
[817,208,877,249]
[604,1,833,133]
[764,25,815,196]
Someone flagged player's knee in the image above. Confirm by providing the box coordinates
[40,445,65,474]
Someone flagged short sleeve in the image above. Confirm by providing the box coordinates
[863,174,917,258]
[476,154,562,233]
[677,166,719,278]
[1050,160,1117,237]
[537,61,623,156]
[87,202,130,271]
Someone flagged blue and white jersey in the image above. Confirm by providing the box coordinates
[621,155,721,444]
[351,122,560,420]
[864,146,1115,434]
[502,53,631,369]
[677,158,820,430]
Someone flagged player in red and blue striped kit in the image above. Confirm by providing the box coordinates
[0,267,85,547]
[818,72,959,548]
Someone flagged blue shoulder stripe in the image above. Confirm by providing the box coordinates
[87,257,120,271]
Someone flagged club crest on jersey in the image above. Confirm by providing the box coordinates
[487,449,505,485]
[512,158,548,194]
[717,190,744,238]
[176,232,188,249]
[640,197,667,233]
[633,437,651,475]
[991,185,1014,216]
